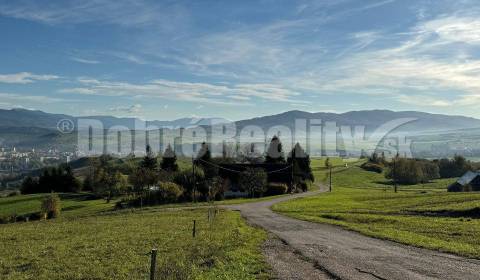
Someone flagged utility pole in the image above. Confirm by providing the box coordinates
[291,162,294,193]
[329,166,332,192]
[192,156,196,203]
[393,157,397,193]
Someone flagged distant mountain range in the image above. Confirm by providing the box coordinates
[1,108,480,151]
[2,108,480,132]
[235,110,480,133]
[0,108,230,130]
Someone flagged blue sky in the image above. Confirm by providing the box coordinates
[0,0,480,120]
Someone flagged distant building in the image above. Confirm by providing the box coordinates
[448,171,480,192]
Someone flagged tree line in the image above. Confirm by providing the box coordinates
[362,153,477,185]
[21,136,314,207]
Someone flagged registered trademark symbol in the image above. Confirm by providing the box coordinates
[57,119,75,134]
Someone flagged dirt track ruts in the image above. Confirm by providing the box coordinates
[225,189,480,280]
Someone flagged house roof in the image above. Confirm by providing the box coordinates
[456,171,480,186]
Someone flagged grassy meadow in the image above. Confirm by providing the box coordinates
[0,193,115,219]
[0,207,268,279]
[274,160,480,258]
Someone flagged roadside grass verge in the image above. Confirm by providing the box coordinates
[0,208,268,280]
[273,165,480,258]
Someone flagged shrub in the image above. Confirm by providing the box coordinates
[21,176,39,194]
[157,182,183,203]
[41,193,61,219]
[7,190,21,197]
[207,177,227,201]
[298,180,313,192]
[265,183,288,196]
[361,162,383,173]
[239,168,267,197]
[174,168,207,200]
[118,182,183,208]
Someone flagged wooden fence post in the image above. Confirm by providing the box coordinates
[193,220,196,238]
[150,248,157,280]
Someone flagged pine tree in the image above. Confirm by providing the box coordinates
[160,144,179,171]
[265,136,285,164]
[140,145,157,171]
[288,143,314,183]
[196,142,217,179]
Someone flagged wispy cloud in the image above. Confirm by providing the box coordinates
[108,52,147,64]
[0,0,188,29]
[3,0,480,118]
[0,92,65,103]
[71,57,100,64]
[109,104,143,114]
[309,14,480,106]
[0,72,59,84]
[59,78,307,106]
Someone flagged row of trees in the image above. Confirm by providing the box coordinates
[116,137,314,205]
[20,136,314,206]
[386,158,440,185]
[361,152,476,185]
[21,166,81,194]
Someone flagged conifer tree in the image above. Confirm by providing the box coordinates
[265,136,285,164]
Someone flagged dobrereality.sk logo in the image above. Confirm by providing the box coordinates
[63,118,416,159]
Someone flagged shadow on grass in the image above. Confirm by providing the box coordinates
[407,207,480,219]
[59,193,98,201]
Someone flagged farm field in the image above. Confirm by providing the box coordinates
[273,163,480,258]
[0,193,115,219]
[0,207,268,280]
[0,191,291,222]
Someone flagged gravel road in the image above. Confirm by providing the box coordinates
[225,190,480,280]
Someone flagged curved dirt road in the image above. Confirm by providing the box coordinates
[225,190,480,280]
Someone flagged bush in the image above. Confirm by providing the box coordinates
[118,182,183,208]
[157,182,183,203]
[239,168,268,197]
[41,193,61,219]
[174,168,207,200]
[7,190,21,197]
[207,177,227,201]
[361,162,384,173]
[265,183,288,196]
[298,180,313,192]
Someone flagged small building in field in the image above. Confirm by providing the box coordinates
[448,171,480,192]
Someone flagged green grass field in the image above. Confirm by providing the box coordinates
[273,162,480,258]
[0,207,268,279]
[0,191,290,222]
[0,173,285,279]
[0,193,114,219]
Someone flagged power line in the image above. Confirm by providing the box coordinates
[195,158,293,174]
